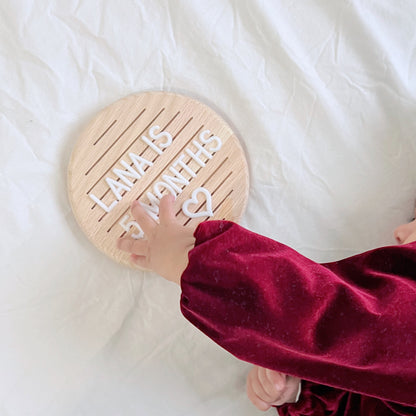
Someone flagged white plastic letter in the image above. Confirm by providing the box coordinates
[106,177,131,200]
[149,125,172,149]
[119,214,144,239]
[113,160,142,187]
[192,140,212,159]
[141,135,163,155]
[172,154,197,178]
[199,130,222,152]
[161,167,190,194]
[128,152,153,175]
[89,193,118,213]
[185,148,206,167]
[153,181,177,198]
[182,187,213,218]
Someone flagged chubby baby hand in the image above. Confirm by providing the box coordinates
[246,365,301,411]
[117,195,196,285]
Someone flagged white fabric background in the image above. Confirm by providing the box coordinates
[1,1,415,415]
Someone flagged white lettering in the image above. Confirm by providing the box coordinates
[192,140,213,159]
[106,177,131,200]
[119,214,144,239]
[172,154,197,177]
[113,161,142,187]
[182,187,214,218]
[89,193,118,213]
[89,126,223,214]
[186,148,206,167]
[149,125,172,149]
[199,130,222,152]
[141,135,163,155]
[161,167,190,194]
[153,181,177,198]
[128,152,153,175]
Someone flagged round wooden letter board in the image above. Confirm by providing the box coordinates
[68,91,249,267]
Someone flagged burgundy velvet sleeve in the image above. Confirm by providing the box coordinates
[179,220,416,409]
[278,381,416,416]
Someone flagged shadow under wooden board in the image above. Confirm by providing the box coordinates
[67,91,250,267]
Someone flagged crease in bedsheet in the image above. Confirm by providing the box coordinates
[88,276,144,356]
[235,2,351,140]
[348,1,415,94]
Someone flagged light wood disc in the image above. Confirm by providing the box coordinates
[68,91,249,267]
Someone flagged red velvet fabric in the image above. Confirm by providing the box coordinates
[279,381,415,415]
[180,221,416,415]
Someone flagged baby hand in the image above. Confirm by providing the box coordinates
[117,195,196,285]
[246,365,301,411]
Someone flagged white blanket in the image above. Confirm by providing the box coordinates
[1,1,415,414]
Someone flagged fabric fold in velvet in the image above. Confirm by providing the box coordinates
[180,221,416,414]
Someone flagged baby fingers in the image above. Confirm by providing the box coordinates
[117,236,148,256]
[159,194,177,225]
[251,374,281,404]
[129,253,150,269]
[131,200,157,236]
[259,367,286,396]
[246,376,271,411]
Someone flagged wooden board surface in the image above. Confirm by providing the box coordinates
[67,91,249,267]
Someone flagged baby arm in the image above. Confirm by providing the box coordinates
[117,196,416,411]
[179,219,416,407]
[117,196,300,408]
